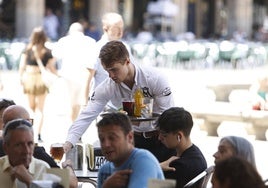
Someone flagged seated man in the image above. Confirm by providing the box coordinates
[0,118,50,187]
[0,118,78,188]
[157,107,207,188]
[0,104,59,168]
[97,112,164,188]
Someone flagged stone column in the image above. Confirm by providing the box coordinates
[15,0,45,39]
[226,0,253,39]
[89,0,119,31]
[173,0,188,35]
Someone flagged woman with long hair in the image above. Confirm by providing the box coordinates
[19,27,57,142]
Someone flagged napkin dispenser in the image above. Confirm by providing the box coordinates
[85,144,107,171]
[65,143,83,170]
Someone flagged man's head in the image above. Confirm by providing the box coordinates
[0,98,15,130]
[3,119,34,168]
[69,22,84,35]
[157,107,193,148]
[99,41,131,83]
[102,12,124,41]
[2,105,31,126]
[96,113,134,166]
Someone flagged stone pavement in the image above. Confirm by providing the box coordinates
[0,68,268,181]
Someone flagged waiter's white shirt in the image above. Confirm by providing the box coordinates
[66,63,174,146]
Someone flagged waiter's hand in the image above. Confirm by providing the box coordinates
[63,141,73,153]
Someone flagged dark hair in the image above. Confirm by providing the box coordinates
[97,112,132,135]
[156,107,193,136]
[0,98,15,111]
[213,157,266,188]
[3,118,33,143]
[98,41,129,67]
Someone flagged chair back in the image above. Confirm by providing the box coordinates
[200,166,214,188]
[183,166,214,188]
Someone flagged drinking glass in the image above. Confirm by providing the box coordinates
[50,143,64,164]
[122,98,135,116]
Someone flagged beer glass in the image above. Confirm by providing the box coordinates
[50,143,64,164]
[122,98,135,116]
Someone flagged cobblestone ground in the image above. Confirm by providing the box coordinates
[1,67,268,181]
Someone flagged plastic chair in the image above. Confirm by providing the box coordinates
[183,166,214,188]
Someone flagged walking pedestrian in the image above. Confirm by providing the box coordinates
[19,27,57,142]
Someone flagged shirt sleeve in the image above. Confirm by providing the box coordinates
[66,85,110,146]
[127,152,164,188]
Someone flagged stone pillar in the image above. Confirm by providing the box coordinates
[89,0,119,31]
[121,0,133,28]
[15,0,45,39]
[195,0,202,38]
[226,0,253,39]
[173,0,188,35]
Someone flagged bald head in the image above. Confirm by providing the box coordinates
[69,22,83,34]
[2,105,30,126]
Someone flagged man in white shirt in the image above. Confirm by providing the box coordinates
[53,22,97,122]
[64,41,176,162]
[87,12,133,98]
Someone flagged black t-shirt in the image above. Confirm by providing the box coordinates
[164,144,207,188]
[25,49,53,67]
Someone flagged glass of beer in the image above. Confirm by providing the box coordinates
[50,143,64,164]
[122,98,135,116]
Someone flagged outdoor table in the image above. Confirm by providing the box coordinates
[74,170,98,187]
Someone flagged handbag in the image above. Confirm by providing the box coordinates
[36,58,58,88]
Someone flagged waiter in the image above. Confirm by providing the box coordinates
[63,41,176,162]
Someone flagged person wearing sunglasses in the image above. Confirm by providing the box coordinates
[0,118,78,188]
[0,119,50,187]
[0,104,59,168]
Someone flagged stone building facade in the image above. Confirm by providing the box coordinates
[6,0,268,40]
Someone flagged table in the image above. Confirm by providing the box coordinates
[189,102,268,140]
[75,170,98,187]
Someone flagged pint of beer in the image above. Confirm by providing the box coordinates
[50,143,64,163]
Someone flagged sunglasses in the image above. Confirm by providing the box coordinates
[3,119,33,137]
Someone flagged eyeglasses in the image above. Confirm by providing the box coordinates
[26,118,34,125]
[3,119,33,137]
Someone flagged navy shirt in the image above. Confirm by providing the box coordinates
[164,144,207,188]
